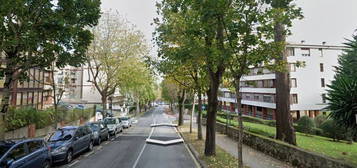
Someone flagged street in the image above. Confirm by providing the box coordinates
[56,106,198,168]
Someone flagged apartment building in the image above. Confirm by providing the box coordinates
[55,67,84,102]
[216,43,345,120]
[0,68,53,110]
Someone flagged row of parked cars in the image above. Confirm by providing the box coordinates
[0,116,133,168]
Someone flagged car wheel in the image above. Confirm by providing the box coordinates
[43,160,51,168]
[88,141,93,151]
[97,137,101,145]
[65,150,73,163]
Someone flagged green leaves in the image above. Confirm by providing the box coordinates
[0,0,101,74]
[327,35,357,132]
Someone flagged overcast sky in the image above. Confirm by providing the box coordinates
[101,0,357,54]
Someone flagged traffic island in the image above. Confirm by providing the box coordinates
[178,125,243,168]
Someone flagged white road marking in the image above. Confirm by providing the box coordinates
[68,160,79,167]
[132,111,157,168]
[83,151,94,157]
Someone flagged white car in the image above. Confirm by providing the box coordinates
[119,117,132,128]
[104,117,123,135]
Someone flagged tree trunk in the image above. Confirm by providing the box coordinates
[101,96,108,117]
[197,88,203,140]
[178,89,186,126]
[190,95,195,133]
[274,22,296,145]
[0,71,15,140]
[136,101,140,116]
[234,76,244,168]
[204,72,221,156]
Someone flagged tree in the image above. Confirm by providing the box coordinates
[327,35,357,133]
[161,78,179,111]
[223,1,282,166]
[296,116,315,135]
[86,12,148,116]
[0,0,101,139]
[119,57,157,115]
[266,0,303,145]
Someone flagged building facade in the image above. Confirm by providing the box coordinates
[0,68,53,110]
[55,67,84,102]
[215,43,345,120]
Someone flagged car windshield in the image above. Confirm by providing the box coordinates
[120,117,129,121]
[89,124,100,131]
[49,129,75,142]
[0,145,12,158]
[104,118,116,125]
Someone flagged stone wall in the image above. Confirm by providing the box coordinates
[202,119,355,168]
[5,117,96,140]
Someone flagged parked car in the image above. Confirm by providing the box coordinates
[104,117,123,136]
[0,139,51,168]
[86,122,110,145]
[47,126,93,164]
[119,117,132,128]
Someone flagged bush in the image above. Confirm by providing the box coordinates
[6,107,55,131]
[314,115,328,128]
[296,116,315,134]
[320,120,346,141]
[312,127,324,136]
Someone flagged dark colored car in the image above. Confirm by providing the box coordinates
[0,139,51,168]
[47,126,93,164]
[86,122,110,145]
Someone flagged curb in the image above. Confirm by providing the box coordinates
[177,128,208,168]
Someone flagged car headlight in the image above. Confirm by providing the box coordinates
[93,131,99,138]
[53,146,68,153]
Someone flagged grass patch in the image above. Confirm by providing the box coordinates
[217,117,357,165]
[180,126,242,168]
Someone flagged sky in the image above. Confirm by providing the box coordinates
[100,0,357,54]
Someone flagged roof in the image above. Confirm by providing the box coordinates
[61,126,78,130]
[287,43,346,50]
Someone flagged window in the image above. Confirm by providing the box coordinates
[291,94,298,104]
[287,47,295,56]
[322,94,327,103]
[71,78,76,84]
[16,93,22,106]
[263,95,273,103]
[28,141,43,153]
[319,48,323,57]
[289,63,297,72]
[254,95,260,101]
[8,144,27,160]
[320,63,324,72]
[321,78,325,87]
[290,78,297,88]
[301,48,311,56]
[257,107,263,111]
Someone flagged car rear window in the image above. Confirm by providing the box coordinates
[49,129,75,142]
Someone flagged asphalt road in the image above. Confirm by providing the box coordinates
[56,106,198,168]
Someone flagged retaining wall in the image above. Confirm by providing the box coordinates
[202,119,355,168]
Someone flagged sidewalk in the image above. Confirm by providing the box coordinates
[183,119,292,168]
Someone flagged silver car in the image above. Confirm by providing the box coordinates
[119,117,132,128]
[104,117,123,136]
